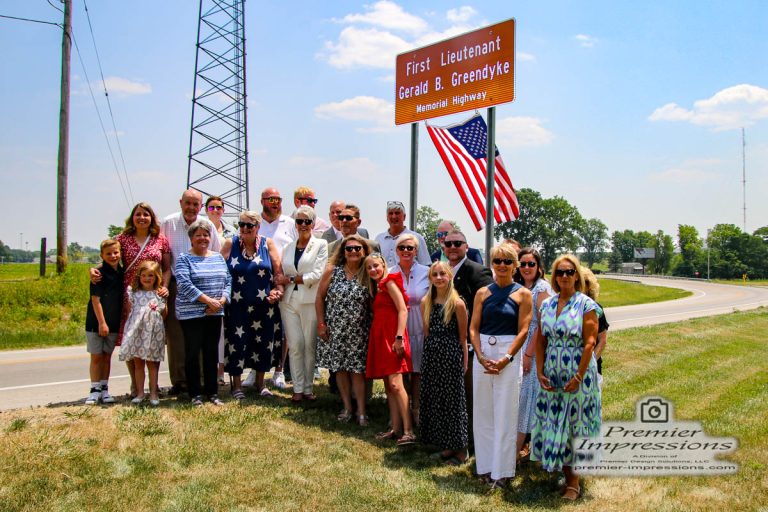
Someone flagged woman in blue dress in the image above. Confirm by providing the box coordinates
[469,243,532,488]
[531,254,600,501]
[220,211,285,399]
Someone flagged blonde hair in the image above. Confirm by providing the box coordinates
[423,261,460,334]
[582,266,600,300]
[100,238,120,254]
[132,260,162,291]
[549,254,585,293]
[490,242,519,264]
[293,186,314,201]
[360,253,388,297]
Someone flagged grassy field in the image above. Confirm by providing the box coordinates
[596,277,690,307]
[1,309,766,511]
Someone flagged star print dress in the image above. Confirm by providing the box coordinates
[224,235,282,376]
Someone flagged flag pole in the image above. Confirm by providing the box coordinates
[484,107,496,266]
[409,123,418,229]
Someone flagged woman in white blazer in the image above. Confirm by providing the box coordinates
[275,205,329,401]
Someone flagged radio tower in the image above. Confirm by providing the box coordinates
[187,0,249,214]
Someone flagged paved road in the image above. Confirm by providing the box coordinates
[1,277,766,412]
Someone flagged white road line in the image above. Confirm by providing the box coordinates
[0,371,169,392]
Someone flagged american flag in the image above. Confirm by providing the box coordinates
[426,114,519,230]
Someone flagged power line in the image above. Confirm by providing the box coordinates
[71,29,132,208]
[0,13,61,27]
[82,0,134,203]
[46,0,64,14]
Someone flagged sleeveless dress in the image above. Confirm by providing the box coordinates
[224,235,282,375]
[119,288,166,362]
[531,291,601,472]
[518,278,554,433]
[365,272,413,379]
[419,303,468,451]
[316,266,371,373]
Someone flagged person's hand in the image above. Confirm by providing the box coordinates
[463,355,468,375]
[317,322,329,341]
[157,286,169,298]
[479,354,499,375]
[267,289,282,304]
[537,372,554,391]
[206,297,222,314]
[522,355,533,375]
[393,338,405,357]
[149,301,158,311]
[563,376,581,393]
[273,275,289,286]
[98,322,109,337]
[89,267,102,285]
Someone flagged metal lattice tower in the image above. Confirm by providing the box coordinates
[187,0,249,213]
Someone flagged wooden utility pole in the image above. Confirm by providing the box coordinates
[56,0,72,274]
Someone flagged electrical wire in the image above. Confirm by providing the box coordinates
[0,13,61,27]
[71,30,132,208]
[46,0,64,14]
[82,0,134,204]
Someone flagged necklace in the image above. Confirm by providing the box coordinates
[240,236,260,261]
[343,264,358,279]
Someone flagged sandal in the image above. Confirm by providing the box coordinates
[561,486,581,501]
[375,430,400,440]
[302,393,317,401]
[337,409,352,422]
[396,433,417,446]
[489,478,508,490]
[259,388,274,397]
[191,395,204,407]
[231,389,246,401]
[357,415,369,427]
[210,395,224,406]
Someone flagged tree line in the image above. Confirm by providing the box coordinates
[416,188,768,280]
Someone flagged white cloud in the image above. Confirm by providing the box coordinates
[314,96,394,132]
[648,84,768,131]
[321,26,411,69]
[517,51,536,63]
[495,116,554,148]
[102,76,151,95]
[446,6,477,23]
[648,159,720,184]
[575,34,597,48]
[338,0,427,33]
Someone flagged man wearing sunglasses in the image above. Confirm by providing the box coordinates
[292,186,331,238]
[327,204,379,259]
[258,187,297,257]
[321,200,370,244]
[374,200,430,267]
[431,220,484,265]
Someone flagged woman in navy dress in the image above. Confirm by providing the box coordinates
[220,211,285,399]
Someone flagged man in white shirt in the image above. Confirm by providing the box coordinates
[258,187,296,256]
[374,200,430,267]
[292,186,331,238]
[162,189,221,395]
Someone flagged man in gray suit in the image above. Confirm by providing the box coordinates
[327,204,379,259]
[322,200,369,244]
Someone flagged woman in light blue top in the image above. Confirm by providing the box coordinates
[175,220,231,406]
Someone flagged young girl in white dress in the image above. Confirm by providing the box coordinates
[119,260,167,406]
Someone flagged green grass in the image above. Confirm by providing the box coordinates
[0,263,91,350]
[596,277,691,307]
[1,309,766,511]
[713,278,768,287]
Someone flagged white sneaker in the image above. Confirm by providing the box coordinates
[85,390,101,405]
[242,370,257,387]
[272,371,287,390]
[101,389,115,404]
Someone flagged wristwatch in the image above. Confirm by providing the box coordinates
[395,335,404,341]
[503,353,514,362]
[289,276,295,284]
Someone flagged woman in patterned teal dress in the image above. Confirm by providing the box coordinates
[531,254,600,501]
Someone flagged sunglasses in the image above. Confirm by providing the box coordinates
[436,231,449,239]
[345,245,363,253]
[519,261,537,268]
[397,245,415,252]
[298,197,319,205]
[207,205,223,211]
[262,196,282,204]
[295,218,313,226]
[338,215,357,222]
[443,240,465,248]
[492,258,515,266]
[555,268,577,277]
[387,200,405,210]
[238,221,257,229]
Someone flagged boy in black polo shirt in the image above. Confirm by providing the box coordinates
[84,239,123,405]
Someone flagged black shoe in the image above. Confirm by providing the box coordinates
[169,384,187,396]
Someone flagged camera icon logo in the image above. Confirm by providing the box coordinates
[640,398,669,423]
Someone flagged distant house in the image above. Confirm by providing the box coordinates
[621,262,644,274]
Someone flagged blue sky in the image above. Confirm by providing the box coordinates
[1,0,766,251]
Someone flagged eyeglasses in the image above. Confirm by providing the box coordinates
[397,245,415,252]
[295,218,313,226]
[344,245,363,253]
[443,240,465,248]
[262,196,282,204]
[436,231,449,239]
[387,200,405,211]
[519,261,537,268]
[555,268,577,277]
[298,197,319,205]
[207,205,223,211]
[238,221,257,229]
[492,258,515,266]
[338,215,357,222]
